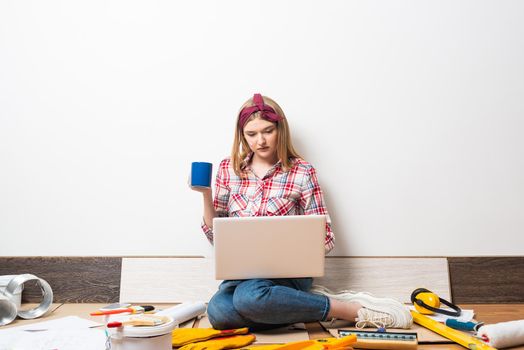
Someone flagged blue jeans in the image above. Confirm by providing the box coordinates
[207,278,330,331]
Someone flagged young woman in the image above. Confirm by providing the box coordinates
[191,93,412,331]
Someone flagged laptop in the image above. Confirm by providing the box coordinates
[213,215,326,280]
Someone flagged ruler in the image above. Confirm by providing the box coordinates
[338,329,418,350]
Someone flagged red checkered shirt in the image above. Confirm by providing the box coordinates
[201,155,335,252]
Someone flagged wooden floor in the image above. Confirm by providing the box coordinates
[3,303,524,349]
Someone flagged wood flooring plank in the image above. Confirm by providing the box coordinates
[120,257,220,303]
[314,257,450,303]
[0,257,121,303]
[120,257,449,304]
[448,257,524,303]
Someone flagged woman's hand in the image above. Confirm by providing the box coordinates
[191,186,212,194]
[188,175,212,194]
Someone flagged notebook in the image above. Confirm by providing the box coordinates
[213,215,326,280]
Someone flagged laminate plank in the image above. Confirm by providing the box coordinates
[314,257,450,303]
[0,257,121,303]
[448,257,524,303]
[120,257,449,304]
[120,257,220,303]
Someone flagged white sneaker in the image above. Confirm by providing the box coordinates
[311,285,413,329]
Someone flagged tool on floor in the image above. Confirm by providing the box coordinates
[243,335,357,350]
[338,329,418,350]
[107,315,169,328]
[445,319,483,332]
[477,319,524,348]
[90,305,154,316]
[411,311,496,350]
[410,288,461,317]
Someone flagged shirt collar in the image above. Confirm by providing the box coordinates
[242,152,283,178]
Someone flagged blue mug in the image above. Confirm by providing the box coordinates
[191,162,213,188]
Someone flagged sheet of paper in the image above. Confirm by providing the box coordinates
[0,315,101,332]
[0,316,105,350]
[407,306,474,322]
[0,329,106,350]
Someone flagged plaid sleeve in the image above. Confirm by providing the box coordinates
[299,166,335,253]
[201,159,231,243]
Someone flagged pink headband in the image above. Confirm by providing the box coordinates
[238,93,283,128]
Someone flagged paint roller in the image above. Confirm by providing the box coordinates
[477,319,524,348]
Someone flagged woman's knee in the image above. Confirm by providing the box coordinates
[207,312,233,330]
[232,280,273,319]
[207,291,248,330]
[207,295,230,329]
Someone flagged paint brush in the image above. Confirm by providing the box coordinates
[106,315,169,328]
[90,305,155,316]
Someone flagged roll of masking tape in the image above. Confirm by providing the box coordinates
[3,274,53,320]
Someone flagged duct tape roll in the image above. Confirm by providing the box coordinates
[3,274,53,320]
[0,294,18,326]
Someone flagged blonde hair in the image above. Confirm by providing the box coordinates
[231,95,300,177]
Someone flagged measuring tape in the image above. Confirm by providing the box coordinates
[338,329,418,350]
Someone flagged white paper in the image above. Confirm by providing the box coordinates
[0,316,105,350]
[408,305,474,322]
[0,316,101,333]
[0,329,106,350]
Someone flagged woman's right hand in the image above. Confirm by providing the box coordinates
[188,175,212,194]
[191,186,212,194]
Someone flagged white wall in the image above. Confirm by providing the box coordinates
[1,1,523,256]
